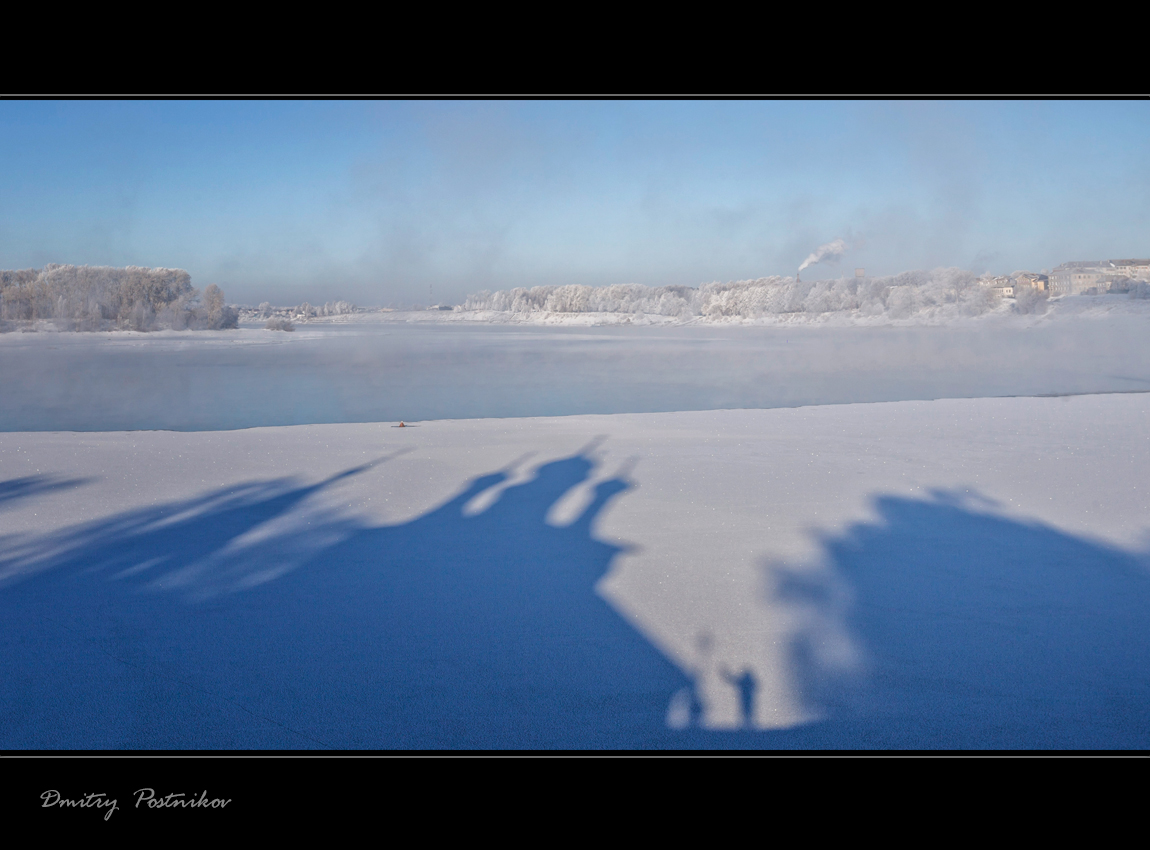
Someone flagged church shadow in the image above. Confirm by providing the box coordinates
[0,456,692,749]
[767,491,1150,749]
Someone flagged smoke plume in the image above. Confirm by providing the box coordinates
[798,238,848,273]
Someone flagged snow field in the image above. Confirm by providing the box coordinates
[3,393,1148,745]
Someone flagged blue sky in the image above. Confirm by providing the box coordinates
[1,100,1147,306]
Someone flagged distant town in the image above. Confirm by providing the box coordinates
[981,259,1150,298]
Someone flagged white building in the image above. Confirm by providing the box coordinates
[1106,259,1150,280]
[1049,259,1150,295]
[1049,262,1102,295]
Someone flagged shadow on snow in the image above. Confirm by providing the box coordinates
[770,490,1150,749]
[3,467,1150,749]
[0,474,90,511]
[0,457,691,749]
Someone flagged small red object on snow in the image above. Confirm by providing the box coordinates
[398,421,406,427]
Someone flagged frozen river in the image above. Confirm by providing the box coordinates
[3,311,1150,431]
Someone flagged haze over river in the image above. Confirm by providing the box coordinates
[3,315,1149,432]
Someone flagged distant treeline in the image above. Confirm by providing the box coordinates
[0,264,238,331]
[251,300,358,319]
[462,269,1050,320]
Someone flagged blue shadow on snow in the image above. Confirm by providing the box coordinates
[5,470,1150,749]
[0,457,692,749]
[766,490,1150,749]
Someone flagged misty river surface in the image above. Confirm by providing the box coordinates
[2,318,1149,431]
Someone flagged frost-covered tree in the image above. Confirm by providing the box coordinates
[318,300,357,316]
[0,265,237,331]
[1014,286,1049,315]
[460,268,997,322]
[201,284,238,329]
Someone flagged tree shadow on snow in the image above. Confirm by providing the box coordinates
[0,474,91,511]
[0,457,692,749]
[767,490,1150,749]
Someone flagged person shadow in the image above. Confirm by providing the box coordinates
[0,454,696,749]
[719,667,758,729]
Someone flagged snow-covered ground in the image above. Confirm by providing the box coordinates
[3,393,1149,748]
